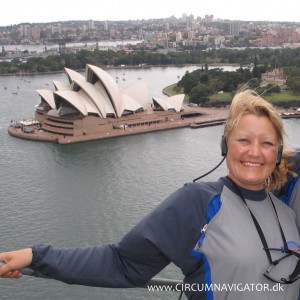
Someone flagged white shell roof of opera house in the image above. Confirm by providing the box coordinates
[36,64,184,118]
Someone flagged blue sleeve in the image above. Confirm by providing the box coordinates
[30,182,214,287]
[292,149,300,174]
[275,149,300,205]
[275,149,300,232]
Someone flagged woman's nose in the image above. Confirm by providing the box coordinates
[248,142,260,157]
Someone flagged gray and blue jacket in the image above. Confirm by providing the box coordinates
[31,176,300,299]
[276,149,300,231]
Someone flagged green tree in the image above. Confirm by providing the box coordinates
[189,83,211,104]
[287,77,300,95]
[252,54,260,78]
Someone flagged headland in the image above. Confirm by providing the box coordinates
[8,106,299,144]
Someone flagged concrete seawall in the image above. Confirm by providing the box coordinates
[8,107,298,144]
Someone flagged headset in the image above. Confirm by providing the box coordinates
[193,137,226,182]
[220,135,283,165]
[193,136,283,182]
[220,135,227,157]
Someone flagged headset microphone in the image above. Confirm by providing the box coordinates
[193,156,226,182]
[193,137,283,182]
[219,136,283,165]
[193,136,226,182]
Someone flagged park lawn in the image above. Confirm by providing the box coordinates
[163,84,182,96]
[210,92,232,101]
[164,86,299,105]
[164,84,189,101]
[264,91,300,101]
[210,91,300,102]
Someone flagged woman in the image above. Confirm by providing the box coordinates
[1,90,300,299]
[275,149,300,230]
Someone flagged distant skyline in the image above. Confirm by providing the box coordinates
[1,0,299,26]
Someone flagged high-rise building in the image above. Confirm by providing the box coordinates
[104,21,108,31]
[176,32,182,42]
[88,20,95,30]
[32,26,41,42]
[19,24,31,37]
[230,22,240,36]
[57,23,62,35]
[188,30,195,40]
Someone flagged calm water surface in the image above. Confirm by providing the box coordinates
[0,66,299,299]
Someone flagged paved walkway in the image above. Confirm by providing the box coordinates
[8,107,296,144]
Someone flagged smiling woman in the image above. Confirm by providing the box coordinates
[0,89,299,300]
[226,114,280,190]
[223,89,292,191]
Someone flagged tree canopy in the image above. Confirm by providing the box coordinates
[1,47,300,75]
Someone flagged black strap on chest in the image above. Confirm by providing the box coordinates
[228,177,289,264]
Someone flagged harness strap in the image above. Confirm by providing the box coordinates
[228,177,289,264]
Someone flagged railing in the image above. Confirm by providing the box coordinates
[0,262,183,293]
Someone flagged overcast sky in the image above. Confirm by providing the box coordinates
[1,0,299,26]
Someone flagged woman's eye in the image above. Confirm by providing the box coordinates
[238,139,248,143]
[263,141,274,146]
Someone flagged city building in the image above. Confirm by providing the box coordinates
[1,15,299,50]
[261,68,287,86]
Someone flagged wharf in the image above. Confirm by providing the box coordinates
[8,107,298,144]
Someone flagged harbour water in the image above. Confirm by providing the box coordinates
[2,40,142,54]
[0,66,299,300]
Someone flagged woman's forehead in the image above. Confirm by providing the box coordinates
[230,115,277,137]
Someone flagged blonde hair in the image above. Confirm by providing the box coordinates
[224,89,294,190]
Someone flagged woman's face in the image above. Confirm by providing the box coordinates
[226,114,279,190]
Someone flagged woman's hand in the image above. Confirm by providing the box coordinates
[0,248,33,278]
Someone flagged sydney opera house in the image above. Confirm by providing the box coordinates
[8,64,196,144]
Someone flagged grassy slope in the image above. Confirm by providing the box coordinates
[165,84,300,105]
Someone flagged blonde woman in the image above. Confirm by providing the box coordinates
[1,90,300,300]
